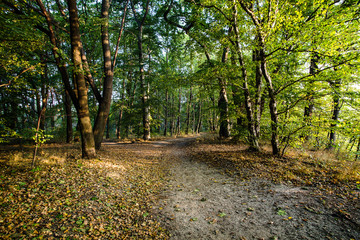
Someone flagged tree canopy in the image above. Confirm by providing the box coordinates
[1,0,360,159]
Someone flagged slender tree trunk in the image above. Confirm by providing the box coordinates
[64,90,73,143]
[39,55,49,131]
[218,47,230,138]
[164,89,168,136]
[50,90,55,129]
[93,0,114,149]
[106,117,110,139]
[185,87,192,134]
[176,87,181,135]
[67,0,96,158]
[117,109,123,139]
[117,77,126,139]
[232,7,260,151]
[303,54,318,140]
[260,47,280,155]
[39,87,49,131]
[211,96,216,131]
[254,49,263,138]
[356,137,360,161]
[132,0,151,140]
[196,100,202,133]
[328,79,341,150]
[138,36,149,140]
[32,91,49,168]
[192,96,196,134]
[170,94,174,136]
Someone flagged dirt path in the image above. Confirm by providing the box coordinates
[154,137,360,240]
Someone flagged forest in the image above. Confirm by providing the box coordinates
[1,0,360,239]
[0,0,359,157]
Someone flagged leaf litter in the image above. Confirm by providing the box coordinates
[0,136,359,239]
[0,142,169,239]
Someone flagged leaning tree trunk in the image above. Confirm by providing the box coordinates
[254,48,263,139]
[36,0,94,154]
[260,48,280,156]
[67,0,96,158]
[232,6,260,151]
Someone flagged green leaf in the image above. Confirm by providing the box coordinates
[218,212,226,217]
[277,209,287,216]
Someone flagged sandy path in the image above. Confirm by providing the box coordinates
[154,138,360,240]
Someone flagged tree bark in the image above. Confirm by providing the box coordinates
[170,94,175,136]
[67,0,96,158]
[260,52,280,155]
[93,0,114,149]
[254,49,263,138]
[132,0,151,140]
[164,89,169,136]
[64,90,73,143]
[303,54,318,140]
[232,5,260,151]
[106,117,110,139]
[196,100,202,133]
[218,47,230,138]
[185,86,192,135]
[328,79,341,150]
[117,78,126,139]
[176,87,181,135]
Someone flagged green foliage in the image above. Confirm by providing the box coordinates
[0,119,18,143]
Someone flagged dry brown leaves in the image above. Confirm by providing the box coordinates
[0,142,169,239]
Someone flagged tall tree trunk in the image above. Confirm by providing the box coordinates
[176,87,181,135]
[164,89,168,136]
[93,0,114,149]
[196,101,202,133]
[328,79,341,150]
[218,87,229,138]
[303,54,318,139]
[259,47,280,155]
[218,47,230,138]
[356,137,360,161]
[185,87,192,134]
[39,87,49,131]
[50,90,55,129]
[132,0,151,140]
[38,54,49,131]
[64,90,73,143]
[254,49,263,138]
[67,0,96,158]
[232,6,260,151]
[117,108,123,139]
[106,117,110,139]
[116,70,127,139]
[170,94,175,136]
[211,95,216,131]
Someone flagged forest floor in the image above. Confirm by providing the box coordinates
[0,135,359,239]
